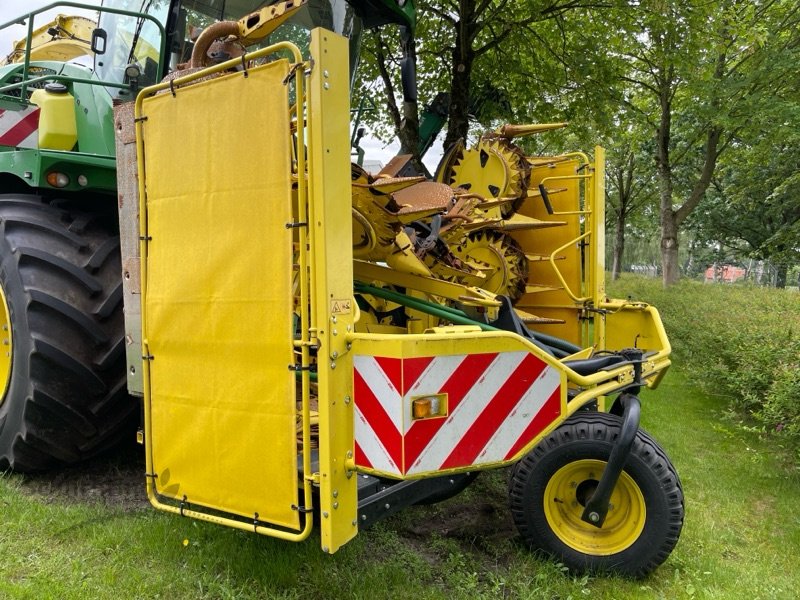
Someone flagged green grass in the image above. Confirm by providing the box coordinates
[2,367,799,599]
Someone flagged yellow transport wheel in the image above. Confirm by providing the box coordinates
[0,195,132,472]
[509,411,684,577]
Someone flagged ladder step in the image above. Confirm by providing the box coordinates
[524,284,562,294]
[525,186,568,198]
[513,308,566,325]
[524,253,566,263]
[499,213,566,231]
[528,156,572,167]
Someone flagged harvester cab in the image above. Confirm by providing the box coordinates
[0,0,683,577]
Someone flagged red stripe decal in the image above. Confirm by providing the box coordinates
[400,355,435,395]
[374,356,402,396]
[354,440,371,469]
[503,384,562,460]
[354,368,403,469]
[0,108,40,147]
[403,352,497,469]
[439,354,545,469]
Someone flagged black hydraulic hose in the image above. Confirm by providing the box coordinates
[531,331,581,355]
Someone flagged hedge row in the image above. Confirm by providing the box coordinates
[607,276,800,455]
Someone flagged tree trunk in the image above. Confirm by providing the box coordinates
[612,213,625,280]
[661,209,681,285]
[443,50,473,150]
[775,262,788,289]
[442,0,476,151]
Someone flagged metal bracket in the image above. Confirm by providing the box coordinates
[581,393,640,527]
[619,348,644,395]
[357,473,475,528]
[282,62,304,85]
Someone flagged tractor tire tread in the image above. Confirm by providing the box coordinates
[0,194,132,472]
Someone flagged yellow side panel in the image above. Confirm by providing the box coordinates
[604,307,665,354]
[141,61,299,530]
[513,159,583,345]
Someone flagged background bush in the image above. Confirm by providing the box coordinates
[607,276,800,457]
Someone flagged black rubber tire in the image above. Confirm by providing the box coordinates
[508,411,684,577]
[0,195,133,472]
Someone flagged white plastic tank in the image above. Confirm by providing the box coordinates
[30,82,78,151]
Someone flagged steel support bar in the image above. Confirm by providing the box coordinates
[358,473,475,527]
[581,393,640,527]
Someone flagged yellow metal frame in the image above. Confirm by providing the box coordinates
[127,27,670,552]
[135,42,314,543]
[306,30,358,553]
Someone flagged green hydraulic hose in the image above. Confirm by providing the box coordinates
[353,281,580,357]
[354,282,500,332]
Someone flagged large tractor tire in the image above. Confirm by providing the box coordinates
[509,411,683,577]
[0,195,132,472]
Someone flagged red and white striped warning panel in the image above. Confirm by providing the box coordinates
[354,351,563,477]
[0,106,40,149]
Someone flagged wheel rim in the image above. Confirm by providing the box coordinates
[0,283,12,405]
[543,459,645,556]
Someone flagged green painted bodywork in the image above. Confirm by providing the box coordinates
[0,60,117,194]
[0,1,169,196]
[0,149,116,192]
[0,0,417,196]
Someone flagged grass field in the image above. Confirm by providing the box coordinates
[2,364,799,599]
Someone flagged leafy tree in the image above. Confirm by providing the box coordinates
[357,0,615,167]
[600,0,800,285]
[605,116,657,279]
[691,126,800,288]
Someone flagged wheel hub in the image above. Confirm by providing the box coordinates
[0,284,12,406]
[543,459,645,555]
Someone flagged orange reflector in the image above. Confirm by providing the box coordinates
[412,397,432,419]
[46,172,69,188]
[411,394,447,420]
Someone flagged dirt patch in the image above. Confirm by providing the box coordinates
[403,500,516,544]
[18,441,149,511]
[394,469,519,564]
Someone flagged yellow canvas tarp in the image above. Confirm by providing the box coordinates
[140,59,299,530]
